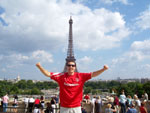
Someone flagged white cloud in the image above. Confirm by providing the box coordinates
[1,54,29,63]
[77,56,93,71]
[1,68,6,72]
[135,8,150,30]
[77,0,130,5]
[112,39,150,65]
[0,50,53,70]
[101,0,129,5]
[140,64,150,70]
[32,50,53,63]
[0,54,29,69]
[78,56,93,63]
[74,9,130,50]
[130,40,150,60]
[0,0,133,80]
[110,39,150,79]
[111,57,150,79]
[131,40,150,51]
[0,0,130,53]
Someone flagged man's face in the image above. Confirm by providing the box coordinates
[67,61,76,74]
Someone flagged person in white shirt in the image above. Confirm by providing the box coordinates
[24,96,29,113]
[144,92,148,101]
[28,97,35,113]
[119,90,126,113]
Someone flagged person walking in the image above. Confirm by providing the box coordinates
[36,61,108,113]
[2,94,9,112]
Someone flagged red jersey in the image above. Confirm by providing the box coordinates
[50,72,91,108]
[34,99,40,104]
[84,95,90,100]
[140,106,147,113]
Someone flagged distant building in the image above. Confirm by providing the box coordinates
[141,78,150,83]
[5,75,21,83]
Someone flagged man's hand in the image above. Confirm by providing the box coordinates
[91,65,109,78]
[36,62,41,68]
[103,65,109,70]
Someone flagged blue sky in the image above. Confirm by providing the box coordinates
[0,0,150,80]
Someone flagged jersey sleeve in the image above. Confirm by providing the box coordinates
[50,72,63,82]
[80,72,92,82]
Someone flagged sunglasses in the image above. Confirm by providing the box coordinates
[67,64,76,67]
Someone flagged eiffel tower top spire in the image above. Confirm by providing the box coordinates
[63,17,78,72]
[66,16,75,61]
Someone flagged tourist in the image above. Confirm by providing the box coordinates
[95,96,102,113]
[84,94,90,104]
[53,94,59,112]
[108,95,114,105]
[50,97,56,113]
[24,96,29,113]
[126,95,132,108]
[134,95,141,113]
[2,94,9,112]
[114,96,119,113]
[91,95,97,113]
[40,96,45,113]
[81,107,87,113]
[53,94,59,104]
[140,101,148,113]
[36,61,108,113]
[34,97,41,113]
[45,102,53,113]
[105,103,113,113]
[119,90,126,113]
[12,95,18,112]
[144,92,148,102]
[108,96,116,113]
[34,97,40,108]
[0,97,2,107]
[28,96,35,113]
[126,103,137,113]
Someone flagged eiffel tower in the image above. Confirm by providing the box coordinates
[63,17,78,72]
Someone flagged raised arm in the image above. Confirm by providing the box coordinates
[91,65,108,78]
[36,62,51,77]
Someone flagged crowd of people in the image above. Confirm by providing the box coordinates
[24,95,59,113]
[0,94,59,113]
[0,91,149,113]
[82,90,149,113]
[0,94,19,112]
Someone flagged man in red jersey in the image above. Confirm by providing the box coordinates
[36,61,108,113]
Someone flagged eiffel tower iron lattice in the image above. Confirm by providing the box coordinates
[63,17,78,72]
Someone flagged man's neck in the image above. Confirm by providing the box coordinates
[68,72,74,75]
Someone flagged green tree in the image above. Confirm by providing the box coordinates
[10,86,19,94]
[27,80,35,89]
[84,86,92,94]
[16,80,27,89]
[143,82,150,99]
[30,87,42,95]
